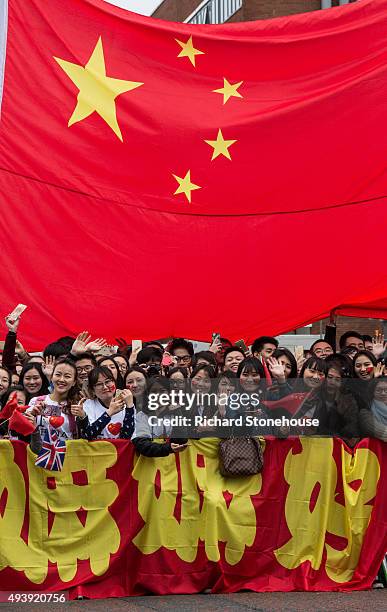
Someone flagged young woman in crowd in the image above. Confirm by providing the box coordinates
[359,376,387,442]
[19,362,49,403]
[293,357,328,424]
[166,366,189,413]
[352,350,383,410]
[231,357,272,435]
[316,355,360,440]
[132,376,188,456]
[222,347,245,373]
[0,366,11,403]
[97,356,124,389]
[190,364,217,419]
[266,348,298,400]
[27,358,79,447]
[167,366,189,393]
[72,366,135,440]
[213,371,236,421]
[113,354,129,379]
[124,366,148,412]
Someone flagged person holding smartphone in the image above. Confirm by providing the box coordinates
[72,366,135,440]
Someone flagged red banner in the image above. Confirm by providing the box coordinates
[1,0,387,347]
[0,438,386,598]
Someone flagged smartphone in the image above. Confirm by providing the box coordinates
[294,346,304,360]
[235,339,248,353]
[132,339,142,352]
[7,304,27,322]
[212,332,221,343]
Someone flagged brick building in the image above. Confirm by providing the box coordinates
[152,0,356,23]
[152,0,384,342]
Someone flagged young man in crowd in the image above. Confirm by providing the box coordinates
[252,336,278,361]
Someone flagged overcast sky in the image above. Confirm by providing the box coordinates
[104,0,162,16]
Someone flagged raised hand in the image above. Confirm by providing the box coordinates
[71,331,92,355]
[115,337,129,355]
[42,355,55,381]
[85,338,108,353]
[372,333,385,359]
[374,362,385,378]
[209,338,222,354]
[267,356,286,382]
[71,398,86,419]
[71,331,108,355]
[129,346,142,367]
[5,314,20,333]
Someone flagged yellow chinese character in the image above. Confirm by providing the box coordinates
[27,440,120,582]
[0,441,47,583]
[132,439,261,565]
[275,438,379,583]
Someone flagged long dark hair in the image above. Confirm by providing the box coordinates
[272,348,298,380]
[19,362,49,402]
[98,357,124,389]
[353,350,377,380]
[297,356,327,393]
[52,358,80,413]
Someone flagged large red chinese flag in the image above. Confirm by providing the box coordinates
[0,0,387,349]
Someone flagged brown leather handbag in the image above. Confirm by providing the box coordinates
[219,437,264,477]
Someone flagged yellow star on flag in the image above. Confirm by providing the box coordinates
[213,78,243,104]
[175,35,204,67]
[205,129,237,161]
[173,170,201,203]
[54,37,144,141]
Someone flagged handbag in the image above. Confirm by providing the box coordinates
[218,436,264,477]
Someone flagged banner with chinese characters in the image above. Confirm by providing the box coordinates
[2,0,387,347]
[0,438,386,599]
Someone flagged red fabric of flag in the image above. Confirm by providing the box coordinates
[0,392,18,420]
[0,0,387,348]
[8,410,36,436]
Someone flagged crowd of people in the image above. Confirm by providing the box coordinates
[0,312,386,456]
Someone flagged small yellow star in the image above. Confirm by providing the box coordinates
[213,78,243,104]
[173,170,201,203]
[175,35,204,67]
[54,37,143,141]
[205,129,237,161]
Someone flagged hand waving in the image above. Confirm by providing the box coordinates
[72,331,107,355]
[42,355,55,381]
[267,357,286,383]
[372,333,385,359]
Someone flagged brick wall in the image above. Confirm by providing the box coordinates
[152,1,358,22]
[152,0,201,21]
[311,317,384,350]
[153,0,323,22]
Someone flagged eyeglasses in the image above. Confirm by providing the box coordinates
[375,388,387,395]
[76,365,94,373]
[94,380,115,390]
[314,349,333,356]
[175,355,190,363]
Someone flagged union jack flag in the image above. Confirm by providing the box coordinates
[35,425,66,471]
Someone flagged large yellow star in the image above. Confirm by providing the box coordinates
[205,129,237,161]
[54,37,144,141]
[213,78,243,104]
[175,35,204,67]
[173,170,201,203]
